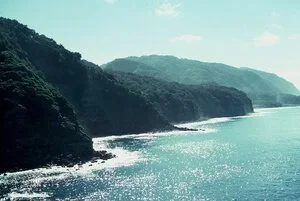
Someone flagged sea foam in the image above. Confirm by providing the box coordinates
[7,192,51,199]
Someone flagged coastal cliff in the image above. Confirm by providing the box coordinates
[0,17,254,172]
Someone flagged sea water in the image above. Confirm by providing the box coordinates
[1,107,300,200]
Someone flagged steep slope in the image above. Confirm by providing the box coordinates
[102,58,171,81]
[0,51,110,172]
[104,55,299,106]
[108,71,253,123]
[124,55,278,95]
[278,93,300,105]
[242,68,300,95]
[0,17,173,137]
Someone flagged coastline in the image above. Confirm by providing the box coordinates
[3,106,298,174]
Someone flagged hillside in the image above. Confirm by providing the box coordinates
[0,17,173,137]
[108,71,253,123]
[104,55,300,106]
[0,51,112,172]
[0,17,256,171]
[102,58,171,81]
[242,68,300,95]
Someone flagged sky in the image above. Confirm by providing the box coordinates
[1,0,300,89]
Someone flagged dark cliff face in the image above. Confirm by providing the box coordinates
[0,17,172,138]
[0,51,94,172]
[108,71,254,123]
[0,18,172,172]
[0,17,254,172]
[80,66,172,136]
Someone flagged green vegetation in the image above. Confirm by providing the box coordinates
[0,51,94,172]
[109,71,253,123]
[0,17,172,171]
[0,17,256,171]
[104,55,300,107]
[80,66,173,135]
[242,68,300,96]
[102,58,171,81]
[0,17,172,138]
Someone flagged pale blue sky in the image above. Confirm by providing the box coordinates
[1,0,300,88]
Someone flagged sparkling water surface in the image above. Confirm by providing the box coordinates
[1,107,300,200]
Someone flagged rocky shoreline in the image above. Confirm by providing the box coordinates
[175,126,204,132]
[53,150,115,168]
[0,17,252,174]
[1,150,115,174]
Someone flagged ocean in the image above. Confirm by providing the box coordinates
[1,107,300,200]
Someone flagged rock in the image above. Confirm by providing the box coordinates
[66,164,73,168]
[175,126,198,131]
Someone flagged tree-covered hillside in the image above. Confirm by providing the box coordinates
[104,55,300,106]
[242,68,300,96]
[124,55,280,94]
[0,51,98,172]
[108,71,253,123]
[0,17,173,137]
[102,58,171,81]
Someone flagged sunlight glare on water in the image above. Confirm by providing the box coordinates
[1,107,300,200]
